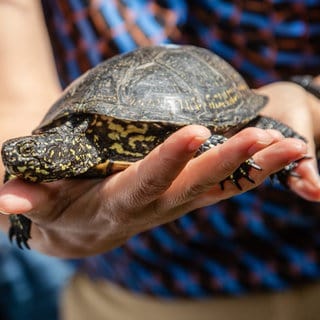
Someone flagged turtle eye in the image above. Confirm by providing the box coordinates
[18,140,36,157]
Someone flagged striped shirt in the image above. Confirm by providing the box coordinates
[42,0,320,297]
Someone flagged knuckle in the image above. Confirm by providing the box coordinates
[158,141,189,170]
[178,180,215,202]
[99,178,169,225]
[100,199,133,227]
[129,172,171,206]
[143,199,164,226]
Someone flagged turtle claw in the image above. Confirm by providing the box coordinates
[220,158,262,190]
[270,160,301,188]
[8,215,31,250]
[198,135,262,190]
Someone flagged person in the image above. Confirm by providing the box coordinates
[0,0,319,319]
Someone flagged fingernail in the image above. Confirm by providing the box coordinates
[265,129,284,140]
[0,194,33,214]
[187,127,211,153]
[188,135,209,152]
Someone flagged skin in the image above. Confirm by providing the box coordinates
[0,1,319,258]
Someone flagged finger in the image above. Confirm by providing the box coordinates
[287,158,320,201]
[313,76,320,86]
[0,179,35,214]
[0,178,98,218]
[180,137,308,211]
[99,125,210,212]
[158,127,281,209]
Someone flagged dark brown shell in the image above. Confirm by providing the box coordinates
[35,45,267,133]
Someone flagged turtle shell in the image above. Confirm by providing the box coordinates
[34,45,267,134]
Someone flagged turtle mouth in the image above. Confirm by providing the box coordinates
[5,158,42,181]
[2,148,42,181]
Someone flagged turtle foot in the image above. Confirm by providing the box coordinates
[220,158,262,190]
[270,157,309,188]
[8,214,31,249]
[198,134,262,191]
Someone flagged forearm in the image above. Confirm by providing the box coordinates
[0,0,61,106]
[308,76,320,148]
[308,94,320,149]
[0,1,61,180]
[290,75,320,148]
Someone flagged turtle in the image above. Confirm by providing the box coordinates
[1,45,305,249]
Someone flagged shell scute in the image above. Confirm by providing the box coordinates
[36,45,267,133]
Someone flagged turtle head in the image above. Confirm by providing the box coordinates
[1,120,100,182]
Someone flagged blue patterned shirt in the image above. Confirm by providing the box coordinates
[42,0,320,298]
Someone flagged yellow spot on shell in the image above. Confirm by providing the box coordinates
[110,143,143,157]
[108,132,120,141]
[128,135,155,149]
[108,120,149,138]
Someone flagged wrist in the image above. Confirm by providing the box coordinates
[290,75,320,149]
[307,92,320,149]
[291,75,320,99]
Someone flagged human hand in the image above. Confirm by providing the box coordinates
[0,125,309,257]
[257,81,320,201]
[306,76,320,147]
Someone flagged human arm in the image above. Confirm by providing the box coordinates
[0,0,61,229]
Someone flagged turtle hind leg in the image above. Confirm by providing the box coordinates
[270,158,309,188]
[220,158,262,190]
[197,134,262,190]
[249,115,306,141]
[8,214,31,249]
[249,115,307,188]
[4,172,32,249]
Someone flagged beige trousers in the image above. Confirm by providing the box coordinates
[61,274,320,320]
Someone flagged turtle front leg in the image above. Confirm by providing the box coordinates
[248,116,307,188]
[9,214,31,249]
[4,171,31,249]
[197,134,262,190]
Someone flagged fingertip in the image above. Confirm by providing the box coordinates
[265,129,284,140]
[291,138,308,159]
[186,126,211,153]
[289,178,320,202]
[166,125,211,154]
[227,127,276,156]
[157,125,211,163]
[0,179,35,214]
[289,158,320,201]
